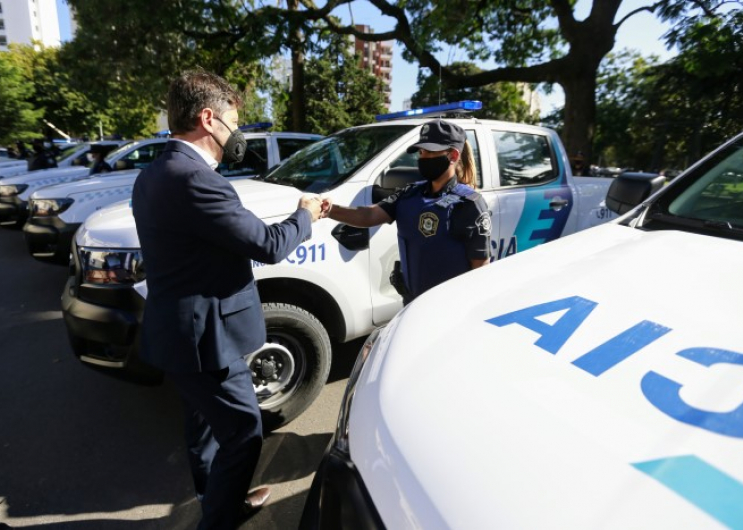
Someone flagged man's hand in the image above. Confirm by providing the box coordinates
[298,194,323,222]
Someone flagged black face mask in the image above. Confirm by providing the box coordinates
[212,117,247,164]
[418,154,451,181]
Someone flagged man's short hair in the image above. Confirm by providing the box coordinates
[167,69,243,134]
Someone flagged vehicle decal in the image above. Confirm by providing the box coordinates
[512,183,573,253]
[484,296,743,438]
[633,455,743,529]
[78,187,134,203]
[252,242,326,268]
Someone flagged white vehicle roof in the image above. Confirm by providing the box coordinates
[351,222,743,529]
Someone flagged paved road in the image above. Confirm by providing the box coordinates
[0,226,362,529]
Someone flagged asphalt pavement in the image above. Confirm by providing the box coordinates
[0,226,361,529]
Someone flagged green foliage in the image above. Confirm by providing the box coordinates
[297,30,385,135]
[594,6,743,171]
[0,46,43,144]
[411,62,538,123]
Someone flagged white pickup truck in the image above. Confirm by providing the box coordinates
[299,132,743,529]
[61,102,618,430]
[23,129,322,264]
[0,139,160,227]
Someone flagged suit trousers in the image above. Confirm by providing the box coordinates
[168,357,263,530]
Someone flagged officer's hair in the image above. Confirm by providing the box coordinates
[167,69,243,135]
[455,140,477,188]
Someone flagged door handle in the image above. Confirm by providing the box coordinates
[549,197,569,211]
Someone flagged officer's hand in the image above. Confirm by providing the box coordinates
[320,196,333,219]
[298,194,323,222]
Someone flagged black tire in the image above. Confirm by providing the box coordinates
[252,303,332,432]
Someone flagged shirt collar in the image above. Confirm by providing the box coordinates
[171,138,219,170]
[425,177,458,197]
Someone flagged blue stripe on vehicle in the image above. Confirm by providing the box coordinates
[632,455,743,529]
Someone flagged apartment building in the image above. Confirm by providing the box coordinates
[351,25,393,109]
[0,0,62,50]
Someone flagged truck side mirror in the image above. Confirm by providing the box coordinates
[372,166,420,203]
[606,172,666,215]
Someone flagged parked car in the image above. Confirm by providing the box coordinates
[23,129,323,264]
[0,141,104,178]
[0,139,161,227]
[300,132,743,529]
[61,101,618,430]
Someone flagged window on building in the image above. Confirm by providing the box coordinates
[0,19,4,30]
[0,36,7,46]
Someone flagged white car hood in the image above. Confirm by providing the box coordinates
[351,223,743,529]
[30,170,141,199]
[1,166,89,186]
[76,179,304,249]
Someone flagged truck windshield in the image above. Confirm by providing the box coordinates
[258,125,415,192]
[646,136,743,238]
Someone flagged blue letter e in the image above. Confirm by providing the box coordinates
[641,348,743,438]
[485,296,597,354]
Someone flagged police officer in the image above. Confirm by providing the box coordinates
[322,119,491,303]
[27,138,57,171]
[87,143,112,174]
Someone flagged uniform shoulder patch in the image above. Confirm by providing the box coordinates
[476,211,492,236]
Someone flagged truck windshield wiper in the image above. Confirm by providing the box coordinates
[702,219,743,234]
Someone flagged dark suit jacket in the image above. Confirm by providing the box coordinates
[132,140,312,373]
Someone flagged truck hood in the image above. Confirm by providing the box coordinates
[76,179,304,249]
[351,223,743,529]
[30,169,141,199]
[0,166,89,186]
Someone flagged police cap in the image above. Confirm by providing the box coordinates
[407,120,466,154]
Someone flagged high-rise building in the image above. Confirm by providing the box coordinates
[0,0,63,51]
[351,25,393,109]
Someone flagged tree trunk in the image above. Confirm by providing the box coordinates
[561,72,597,165]
[288,0,306,132]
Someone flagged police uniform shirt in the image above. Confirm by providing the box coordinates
[378,177,491,299]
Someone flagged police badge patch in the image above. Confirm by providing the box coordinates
[418,212,439,237]
[476,212,492,236]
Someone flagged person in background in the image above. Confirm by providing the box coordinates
[321,119,491,304]
[88,144,112,174]
[132,69,324,530]
[27,138,58,171]
[15,140,30,160]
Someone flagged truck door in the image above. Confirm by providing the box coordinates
[490,129,574,260]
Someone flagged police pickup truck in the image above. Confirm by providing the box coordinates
[62,102,618,430]
[301,132,743,529]
[0,139,159,227]
[23,127,322,264]
[0,141,122,180]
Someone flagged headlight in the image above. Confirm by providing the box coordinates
[30,198,74,217]
[334,326,384,454]
[0,184,29,197]
[78,247,146,285]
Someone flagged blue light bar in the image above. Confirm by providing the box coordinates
[239,122,273,131]
[375,101,483,122]
[154,129,171,137]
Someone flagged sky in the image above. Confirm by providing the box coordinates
[54,0,677,117]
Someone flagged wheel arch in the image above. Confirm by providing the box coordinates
[257,277,346,341]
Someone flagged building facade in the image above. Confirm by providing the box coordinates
[0,0,62,50]
[351,25,393,109]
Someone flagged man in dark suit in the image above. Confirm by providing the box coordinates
[132,70,323,530]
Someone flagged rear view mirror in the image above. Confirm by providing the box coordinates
[606,172,666,215]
